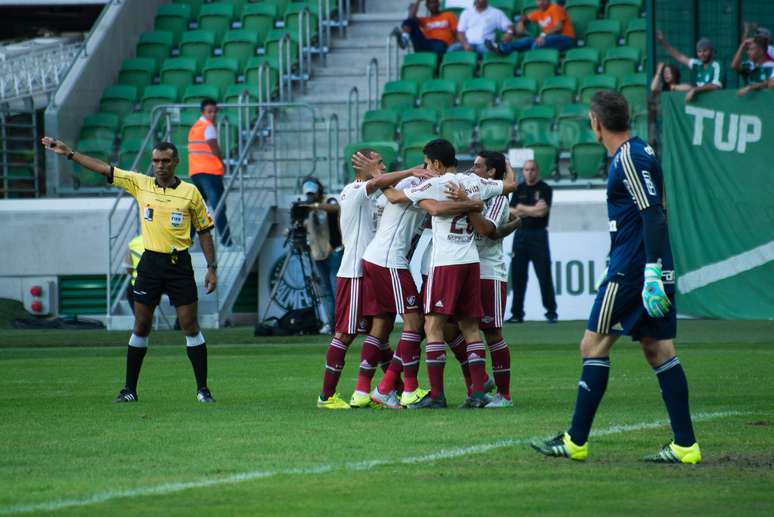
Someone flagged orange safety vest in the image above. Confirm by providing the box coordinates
[188,117,224,176]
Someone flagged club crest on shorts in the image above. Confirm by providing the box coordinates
[170,211,183,228]
[407,295,417,307]
[481,315,494,324]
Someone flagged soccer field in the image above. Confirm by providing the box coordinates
[1,321,773,515]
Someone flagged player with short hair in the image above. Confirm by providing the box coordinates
[531,90,701,464]
[42,137,218,403]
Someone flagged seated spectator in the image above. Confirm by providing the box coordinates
[731,36,774,90]
[392,0,458,57]
[447,0,513,56]
[656,32,722,102]
[650,62,685,95]
[487,0,576,54]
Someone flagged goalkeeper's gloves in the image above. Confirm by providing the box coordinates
[642,260,671,318]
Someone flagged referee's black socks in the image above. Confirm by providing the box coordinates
[185,332,208,390]
[126,334,149,392]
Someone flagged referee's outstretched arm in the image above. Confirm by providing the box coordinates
[41,136,111,176]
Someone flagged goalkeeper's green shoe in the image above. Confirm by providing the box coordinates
[317,393,351,409]
[531,432,588,461]
[400,387,428,407]
[643,441,702,464]
[349,390,372,408]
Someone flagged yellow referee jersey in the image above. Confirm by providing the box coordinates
[111,168,215,253]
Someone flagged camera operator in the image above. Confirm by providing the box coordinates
[298,177,342,333]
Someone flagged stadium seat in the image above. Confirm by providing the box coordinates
[169,110,199,144]
[557,103,590,150]
[419,79,457,111]
[479,106,517,151]
[74,139,112,184]
[223,83,261,124]
[401,52,438,83]
[265,0,292,16]
[489,0,516,18]
[198,2,235,43]
[565,0,601,40]
[176,143,190,179]
[460,78,497,111]
[579,74,617,104]
[631,111,648,140]
[179,30,216,71]
[120,112,153,142]
[625,18,646,55]
[603,46,640,81]
[241,3,278,45]
[527,138,559,177]
[361,109,399,142]
[117,58,156,91]
[381,80,419,111]
[605,0,642,30]
[119,139,153,172]
[222,30,260,69]
[619,73,647,113]
[154,3,192,46]
[401,134,436,167]
[539,76,578,108]
[480,53,519,87]
[99,85,138,119]
[79,113,119,141]
[440,51,477,87]
[183,84,220,107]
[174,0,204,19]
[400,108,438,140]
[571,132,607,179]
[222,0,248,13]
[343,142,398,179]
[202,57,240,96]
[264,29,300,64]
[160,57,198,91]
[284,2,320,39]
[136,31,174,74]
[244,56,280,97]
[439,106,477,154]
[584,20,621,55]
[517,105,555,145]
[500,77,538,110]
[561,48,599,82]
[140,84,180,112]
[521,49,559,88]
[522,0,540,17]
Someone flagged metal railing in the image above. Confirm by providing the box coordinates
[366,57,379,111]
[385,33,401,83]
[327,113,340,188]
[347,86,359,145]
[0,41,83,103]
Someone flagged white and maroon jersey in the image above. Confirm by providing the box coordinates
[336,180,380,278]
[420,237,432,276]
[406,173,503,267]
[476,194,510,282]
[362,176,427,269]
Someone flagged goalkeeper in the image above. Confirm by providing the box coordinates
[532,90,701,464]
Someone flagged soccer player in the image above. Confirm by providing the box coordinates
[531,90,701,464]
[42,137,218,403]
[317,150,431,409]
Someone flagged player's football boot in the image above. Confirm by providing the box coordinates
[317,393,351,409]
[459,393,489,408]
[114,388,138,403]
[370,388,403,409]
[484,393,513,408]
[643,441,702,464]
[407,392,447,409]
[349,390,372,408]
[531,432,588,461]
[400,387,429,407]
[483,377,496,394]
[197,387,216,403]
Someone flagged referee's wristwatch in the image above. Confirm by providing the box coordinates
[207,263,218,271]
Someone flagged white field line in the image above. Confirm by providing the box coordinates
[0,410,742,515]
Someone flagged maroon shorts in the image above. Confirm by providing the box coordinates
[362,260,421,316]
[334,277,371,335]
[424,263,483,318]
[480,279,507,330]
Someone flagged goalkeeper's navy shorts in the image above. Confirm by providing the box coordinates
[132,249,198,308]
[586,278,676,342]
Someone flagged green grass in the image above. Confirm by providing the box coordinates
[1,321,773,515]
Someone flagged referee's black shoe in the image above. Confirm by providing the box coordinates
[197,387,216,403]
[114,388,138,403]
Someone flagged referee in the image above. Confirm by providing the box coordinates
[42,136,218,404]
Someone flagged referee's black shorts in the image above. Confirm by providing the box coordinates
[132,250,198,307]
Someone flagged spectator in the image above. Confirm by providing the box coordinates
[656,32,722,102]
[732,36,774,91]
[392,0,458,58]
[487,0,576,54]
[743,23,774,59]
[650,62,684,95]
[447,0,513,56]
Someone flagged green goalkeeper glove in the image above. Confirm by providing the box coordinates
[642,261,671,318]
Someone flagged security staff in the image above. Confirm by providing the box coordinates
[508,159,558,323]
[42,136,218,404]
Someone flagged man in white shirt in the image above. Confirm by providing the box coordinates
[447,0,514,55]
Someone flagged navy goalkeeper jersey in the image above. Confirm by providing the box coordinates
[605,137,675,287]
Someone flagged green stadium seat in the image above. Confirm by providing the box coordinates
[579,74,617,104]
[183,84,220,107]
[361,109,399,142]
[603,46,640,81]
[117,58,156,91]
[479,106,517,151]
[400,108,438,140]
[264,29,300,64]
[584,20,621,55]
[571,132,606,179]
[176,143,190,179]
[490,0,516,18]
[557,103,590,150]
[284,2,320,39]
[631,111,648,140]
[80,113,119,141]
[526,139,558,176]
[539,76,578,108]
[241,4,278,45]
[160,57,198,91]
[99,85,138,119]
[120,112,153,142]
[460,78,497,111]
[154,3,192,46]
[74,140,112,184]
[179,30,216,71]
[222,0,248,13]
[343,142,398,179]
[202,57,240,96]
[500,77,538,110]
[419,79,457,112]
[401,52,438,83]
[517,105,555,145]
[565,0,601,40]
[522,0,539,17]
[561,48,599,81]
[168,110,199,145]
[439,106,477,154]
[141,84,179,112]
[223,83,261,124]
[198,2,235,42]
[244,56,280,97]
[136,31,174,74]
[222,29,260,69]
[625,18,646,54]
[619,73,647,113]
[480,53,519,87]
[265,0,292,16]
[440,51,477,87]
[118,139,153,172]
[174,0,204,19]
[521,49,559,88]
[401,134,436,167]
[605,0,642,30]
[381,80,419,111]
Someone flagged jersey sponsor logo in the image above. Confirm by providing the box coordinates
[608,220,617,232]
[410,182,433,193]
[170,211,184,228]
[143,207,154,221]
[641,170,657,196]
